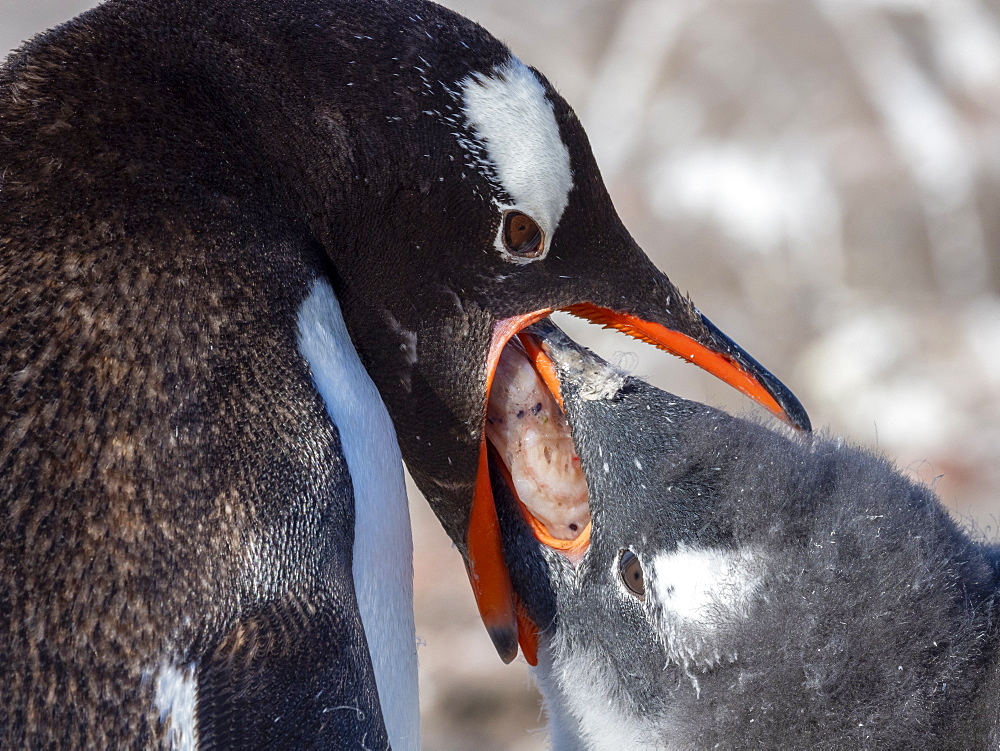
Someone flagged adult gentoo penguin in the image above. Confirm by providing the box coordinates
[494,321,1000,749]
[0,0,809,747]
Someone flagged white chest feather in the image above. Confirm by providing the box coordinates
[151,660,199,751]
[297,279,419,750]
[533,646,662,751]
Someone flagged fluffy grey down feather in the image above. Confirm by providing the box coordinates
[499,322,1000,750]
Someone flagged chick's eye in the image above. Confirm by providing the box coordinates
[502,211,544,258]
[619,550,645,600]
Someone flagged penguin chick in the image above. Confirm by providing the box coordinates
[496,321,1000,750]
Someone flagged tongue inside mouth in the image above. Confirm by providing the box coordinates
[485,338,591,553]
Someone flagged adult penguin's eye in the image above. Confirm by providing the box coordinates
[618,550,645,600]
[502,211,544,258]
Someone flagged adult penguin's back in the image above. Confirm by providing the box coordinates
[0,2,419,746]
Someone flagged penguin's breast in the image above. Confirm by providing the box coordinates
[296,278,419,749]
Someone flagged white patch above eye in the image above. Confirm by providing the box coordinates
[458,57,574,263]
[643,544,763,671]
[649,545,758,622]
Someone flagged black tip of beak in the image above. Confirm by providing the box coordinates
[701,314,812,432]
[486,624,519,664]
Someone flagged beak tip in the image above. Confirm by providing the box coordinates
[698,313,813,432]
[486,624,520,664]
[766,376,812,432]
[787,402,812,432]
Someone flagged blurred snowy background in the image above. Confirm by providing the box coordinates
[5,0,1000,747]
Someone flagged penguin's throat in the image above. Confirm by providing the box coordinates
[485,340,591,549]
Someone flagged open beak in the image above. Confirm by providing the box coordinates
[466,304,810,664]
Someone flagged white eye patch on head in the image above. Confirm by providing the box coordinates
[457,57,574,263]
